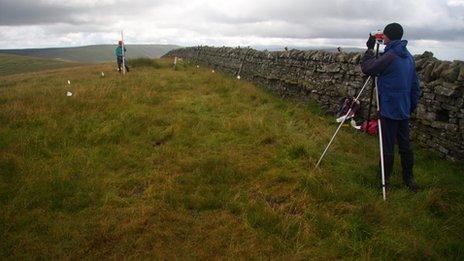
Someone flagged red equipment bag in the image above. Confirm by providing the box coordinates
[361,119,378,135]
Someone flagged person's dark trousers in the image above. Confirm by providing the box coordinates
[117,56,130,72]
[380,117,417,191]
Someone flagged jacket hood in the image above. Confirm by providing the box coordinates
[385,40,408,58]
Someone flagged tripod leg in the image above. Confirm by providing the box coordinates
[374,77,387,200]
[366,43,381,132]
[365,80,375,132]
[315,76,371,167]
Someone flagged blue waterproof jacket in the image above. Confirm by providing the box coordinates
[361,40,421,120]
[115,46,126,58]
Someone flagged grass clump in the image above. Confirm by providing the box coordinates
[128,57,161,68]
[0,59,463,259]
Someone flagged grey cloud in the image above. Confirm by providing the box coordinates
[0,0,84,25]
[1,0,463,41]
[0,0,463,59]
[198,0,464,40]
[0,0,170,25]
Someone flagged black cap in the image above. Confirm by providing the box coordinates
[383,23,403,41]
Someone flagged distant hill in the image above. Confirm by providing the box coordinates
[0,44,180,63]
[0,53,79,76]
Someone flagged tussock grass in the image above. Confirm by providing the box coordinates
[128,58,162,68]
[0,60,463,259]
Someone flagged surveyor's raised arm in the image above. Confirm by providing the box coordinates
[361,50,396,76]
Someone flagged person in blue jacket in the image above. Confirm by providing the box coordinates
[115,41,129,73]
[361,23,421,192]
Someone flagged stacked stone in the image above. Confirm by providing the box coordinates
[412,52,464,160]
[164,47,464,160]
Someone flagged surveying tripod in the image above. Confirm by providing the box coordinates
[315,34,387,200]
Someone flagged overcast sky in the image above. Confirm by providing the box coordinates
[0,0,463,60]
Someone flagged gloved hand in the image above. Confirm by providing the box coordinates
[366,34,376,49]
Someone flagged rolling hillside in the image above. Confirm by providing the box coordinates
[0,60,463,259]
[0,53,80,76]
[0,44,179,63]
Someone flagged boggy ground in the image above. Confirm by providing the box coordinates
[0,59,463,259]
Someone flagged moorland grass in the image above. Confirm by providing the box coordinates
[128,58,162,69]
[0,60,463,259]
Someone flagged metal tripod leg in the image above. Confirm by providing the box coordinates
[365,78,375,132]
[374,77,387,200]
[315,76,372,168]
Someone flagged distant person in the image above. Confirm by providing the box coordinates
[361,23,421,192]
[115,41,129,73]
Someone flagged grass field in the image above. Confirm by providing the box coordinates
[0,53,80,76]
[0,59,463,259]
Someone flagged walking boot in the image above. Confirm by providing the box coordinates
[400,151,419,193]
[405,177,419,193]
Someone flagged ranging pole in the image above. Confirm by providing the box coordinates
[121,30,126,75]
[236,47,250,79]
[372,41,386,201]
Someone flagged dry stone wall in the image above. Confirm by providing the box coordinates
[164,46,464,160]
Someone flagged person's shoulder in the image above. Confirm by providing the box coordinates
[404,49,415,63]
